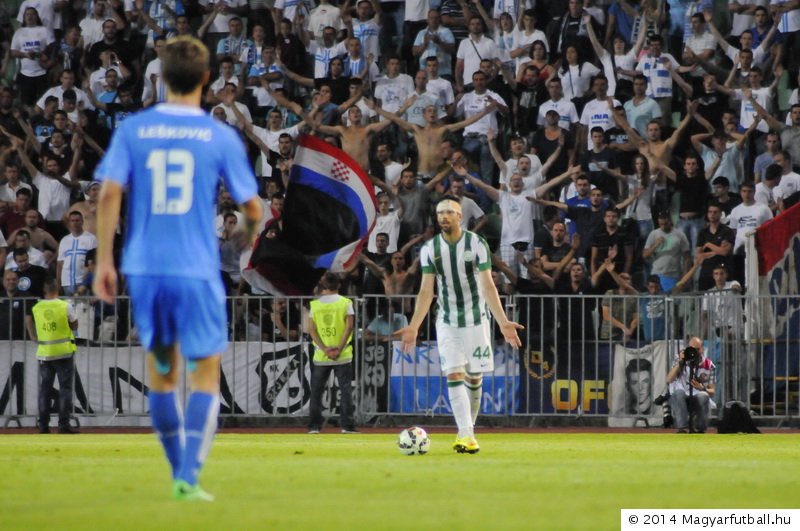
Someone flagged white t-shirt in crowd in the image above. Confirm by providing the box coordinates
[368,211,401,253]
[727,201,773,253]
[457,90,507,136]
[456,35,498,85]
[537,98,579,131]
[11,26,53,77]
[580,98,621,149]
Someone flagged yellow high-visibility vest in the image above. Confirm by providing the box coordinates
[310,296,353,365]
[32,299,76,361]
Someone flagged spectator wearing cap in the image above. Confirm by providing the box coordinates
[708,176,741,218]
[537,77,580,134]
[642,211,691,294]
[696,203,735,291]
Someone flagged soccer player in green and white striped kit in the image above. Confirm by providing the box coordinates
[399,198,523,453]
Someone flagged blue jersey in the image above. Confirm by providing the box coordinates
[95,103,257,280]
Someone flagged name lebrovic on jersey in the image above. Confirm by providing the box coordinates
[420,230,491,327]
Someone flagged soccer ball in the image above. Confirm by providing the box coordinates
[397,426,431,455]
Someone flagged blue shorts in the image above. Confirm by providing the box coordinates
[127,275,227,359]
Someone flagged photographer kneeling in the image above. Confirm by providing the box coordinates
[667,337,716,433]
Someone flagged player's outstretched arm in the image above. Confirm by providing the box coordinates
[478,268,523,348]
[397,273,435,352]
[94,180,123,303]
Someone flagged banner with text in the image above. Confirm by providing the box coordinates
[389,341,519,414]
[0,341,363,426]
[519,341,612,415]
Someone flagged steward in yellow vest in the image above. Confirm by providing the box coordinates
[26,278,79,434]
[306,272,357,434]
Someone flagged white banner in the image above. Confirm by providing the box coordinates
[0,341,319,426]
[607,341,670,428]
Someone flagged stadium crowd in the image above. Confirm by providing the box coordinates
[0,0,799,344]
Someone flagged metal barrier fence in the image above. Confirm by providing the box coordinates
[0,293,797,428]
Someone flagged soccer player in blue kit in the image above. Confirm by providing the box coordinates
[93,36,263,501]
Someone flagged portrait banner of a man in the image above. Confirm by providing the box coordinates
[608,341,669,427]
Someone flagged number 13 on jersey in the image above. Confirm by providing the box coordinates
[147,149,194,215]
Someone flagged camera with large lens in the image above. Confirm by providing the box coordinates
[683,346,699,365]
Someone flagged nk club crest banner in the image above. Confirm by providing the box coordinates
[243,134,377,295]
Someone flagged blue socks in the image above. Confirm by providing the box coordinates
[149,391,183,478]
[176,392,219,487]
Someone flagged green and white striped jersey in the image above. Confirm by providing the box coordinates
[420,230,492,327]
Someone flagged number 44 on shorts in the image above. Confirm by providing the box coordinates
[471,347,490,360]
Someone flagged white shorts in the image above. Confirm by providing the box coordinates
[436,321,494,375]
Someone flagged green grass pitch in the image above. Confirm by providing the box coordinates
[1,433,798,531]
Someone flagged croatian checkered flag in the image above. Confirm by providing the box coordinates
[243,135,377,295]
